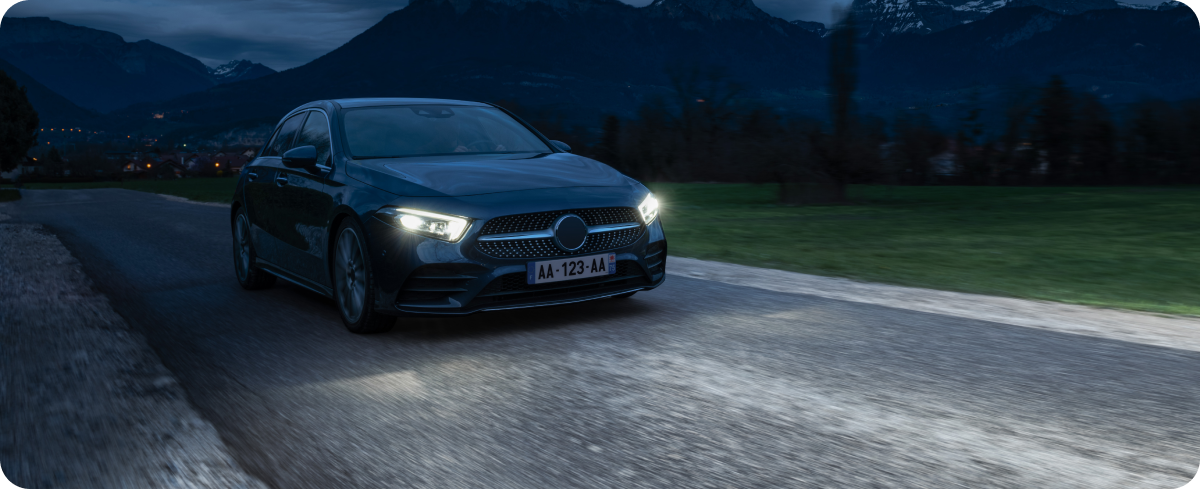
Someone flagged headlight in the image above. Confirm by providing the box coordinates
[638,193,659,224]
[388,208,471,242]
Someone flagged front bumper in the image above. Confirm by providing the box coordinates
[366,216,667,317]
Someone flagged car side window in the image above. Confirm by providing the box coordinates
[295,111,331,167]
[262,113,307,157]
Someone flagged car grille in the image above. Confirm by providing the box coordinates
[475,207,644,259]
[469,260,648,307]
[479,207,640,235]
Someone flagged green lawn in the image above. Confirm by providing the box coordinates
[2,178,237,204]
[5,179,1195,314]
[0,189,20,202]
[648,184,1200,316]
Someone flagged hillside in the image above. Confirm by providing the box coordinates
[0,17,276,112]
[0,57,101,128]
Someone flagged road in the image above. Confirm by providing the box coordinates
[4,188,1199,488]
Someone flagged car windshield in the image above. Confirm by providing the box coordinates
[341,105,553,159]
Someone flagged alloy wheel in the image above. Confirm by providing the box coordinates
[334,227,367,324]
[235,214,251,280]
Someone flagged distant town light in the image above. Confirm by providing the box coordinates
[215,163,220,167]
[147,164,151,168]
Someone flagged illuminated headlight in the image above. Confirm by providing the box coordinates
[638,193,659,224]
[390,208,471,242]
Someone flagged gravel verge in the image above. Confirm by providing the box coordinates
[0,221,263,488]
[669,255,1200,353]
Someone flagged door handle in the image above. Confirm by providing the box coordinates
[275,175,289,186]
[246,172,258,182]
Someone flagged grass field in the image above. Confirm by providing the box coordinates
[0,189,20,202]
[4,179,1195,315]
[648,184,1200,316]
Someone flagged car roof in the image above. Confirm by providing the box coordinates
[330,98,492,109]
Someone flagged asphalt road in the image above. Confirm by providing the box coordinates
[5,188,1199,488]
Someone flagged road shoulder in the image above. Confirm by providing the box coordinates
[669,255,1200,353]
[0,221,263,488]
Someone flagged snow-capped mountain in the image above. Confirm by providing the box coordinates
[791,19,828,35]
[646,0,773,20]
[1116,0,1182,9]
[851,0,1127,36]
[207,60,276,84]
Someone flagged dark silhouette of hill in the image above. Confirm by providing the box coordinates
[112,0,825,127]
[0,57,101,128]
[0,17,276,113]
[88,0,1200,132]
[863,5,1200,102]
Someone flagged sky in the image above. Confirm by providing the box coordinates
[0,0,1176,71]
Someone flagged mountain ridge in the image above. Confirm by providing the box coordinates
[0,17,276,112]
[0,56,100,128]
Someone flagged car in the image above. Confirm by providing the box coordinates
[231,98,667,333]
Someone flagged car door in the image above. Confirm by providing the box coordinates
[246,111,305,268]
[275,110,337,285]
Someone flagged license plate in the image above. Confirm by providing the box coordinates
[527,253,616,284]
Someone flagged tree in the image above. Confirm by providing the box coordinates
[1035,76,1074,185]
[664,63,743,180]
[821,9,858,200]
[1181,99,1200,185]
[1125,99,1182,185]
[892,112,946,185]
[46,146,63,164]
[596,115,622,168]
[996,84,1037,185]
[1075,94,1117,185]
[955,91,990,185]
[0,68,39,173]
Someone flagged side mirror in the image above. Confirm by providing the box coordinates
[282,145,317,168]
[550,140,572,153]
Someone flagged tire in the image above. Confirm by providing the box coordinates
[233,209,276,290]
[332,219,394,334]
[613,291,637,299]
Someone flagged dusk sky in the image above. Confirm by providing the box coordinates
[0,0,1175,71]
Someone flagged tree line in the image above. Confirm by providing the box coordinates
[532,13,1200,203]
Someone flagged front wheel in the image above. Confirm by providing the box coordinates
[332,219,394,334]
[233,210,276,290]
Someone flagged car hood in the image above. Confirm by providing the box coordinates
[348,152,629,197]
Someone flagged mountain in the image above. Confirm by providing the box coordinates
[0,57,101,128]
[102,0,1200,134]
[0,17,276,112]
[113,0,825,127]
[208,60,277,84]
[862,5,1200,102]
[646,0,773,20]
[791,19,828,35]
[1108,0,1179,9]
[851,0,1122,36]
